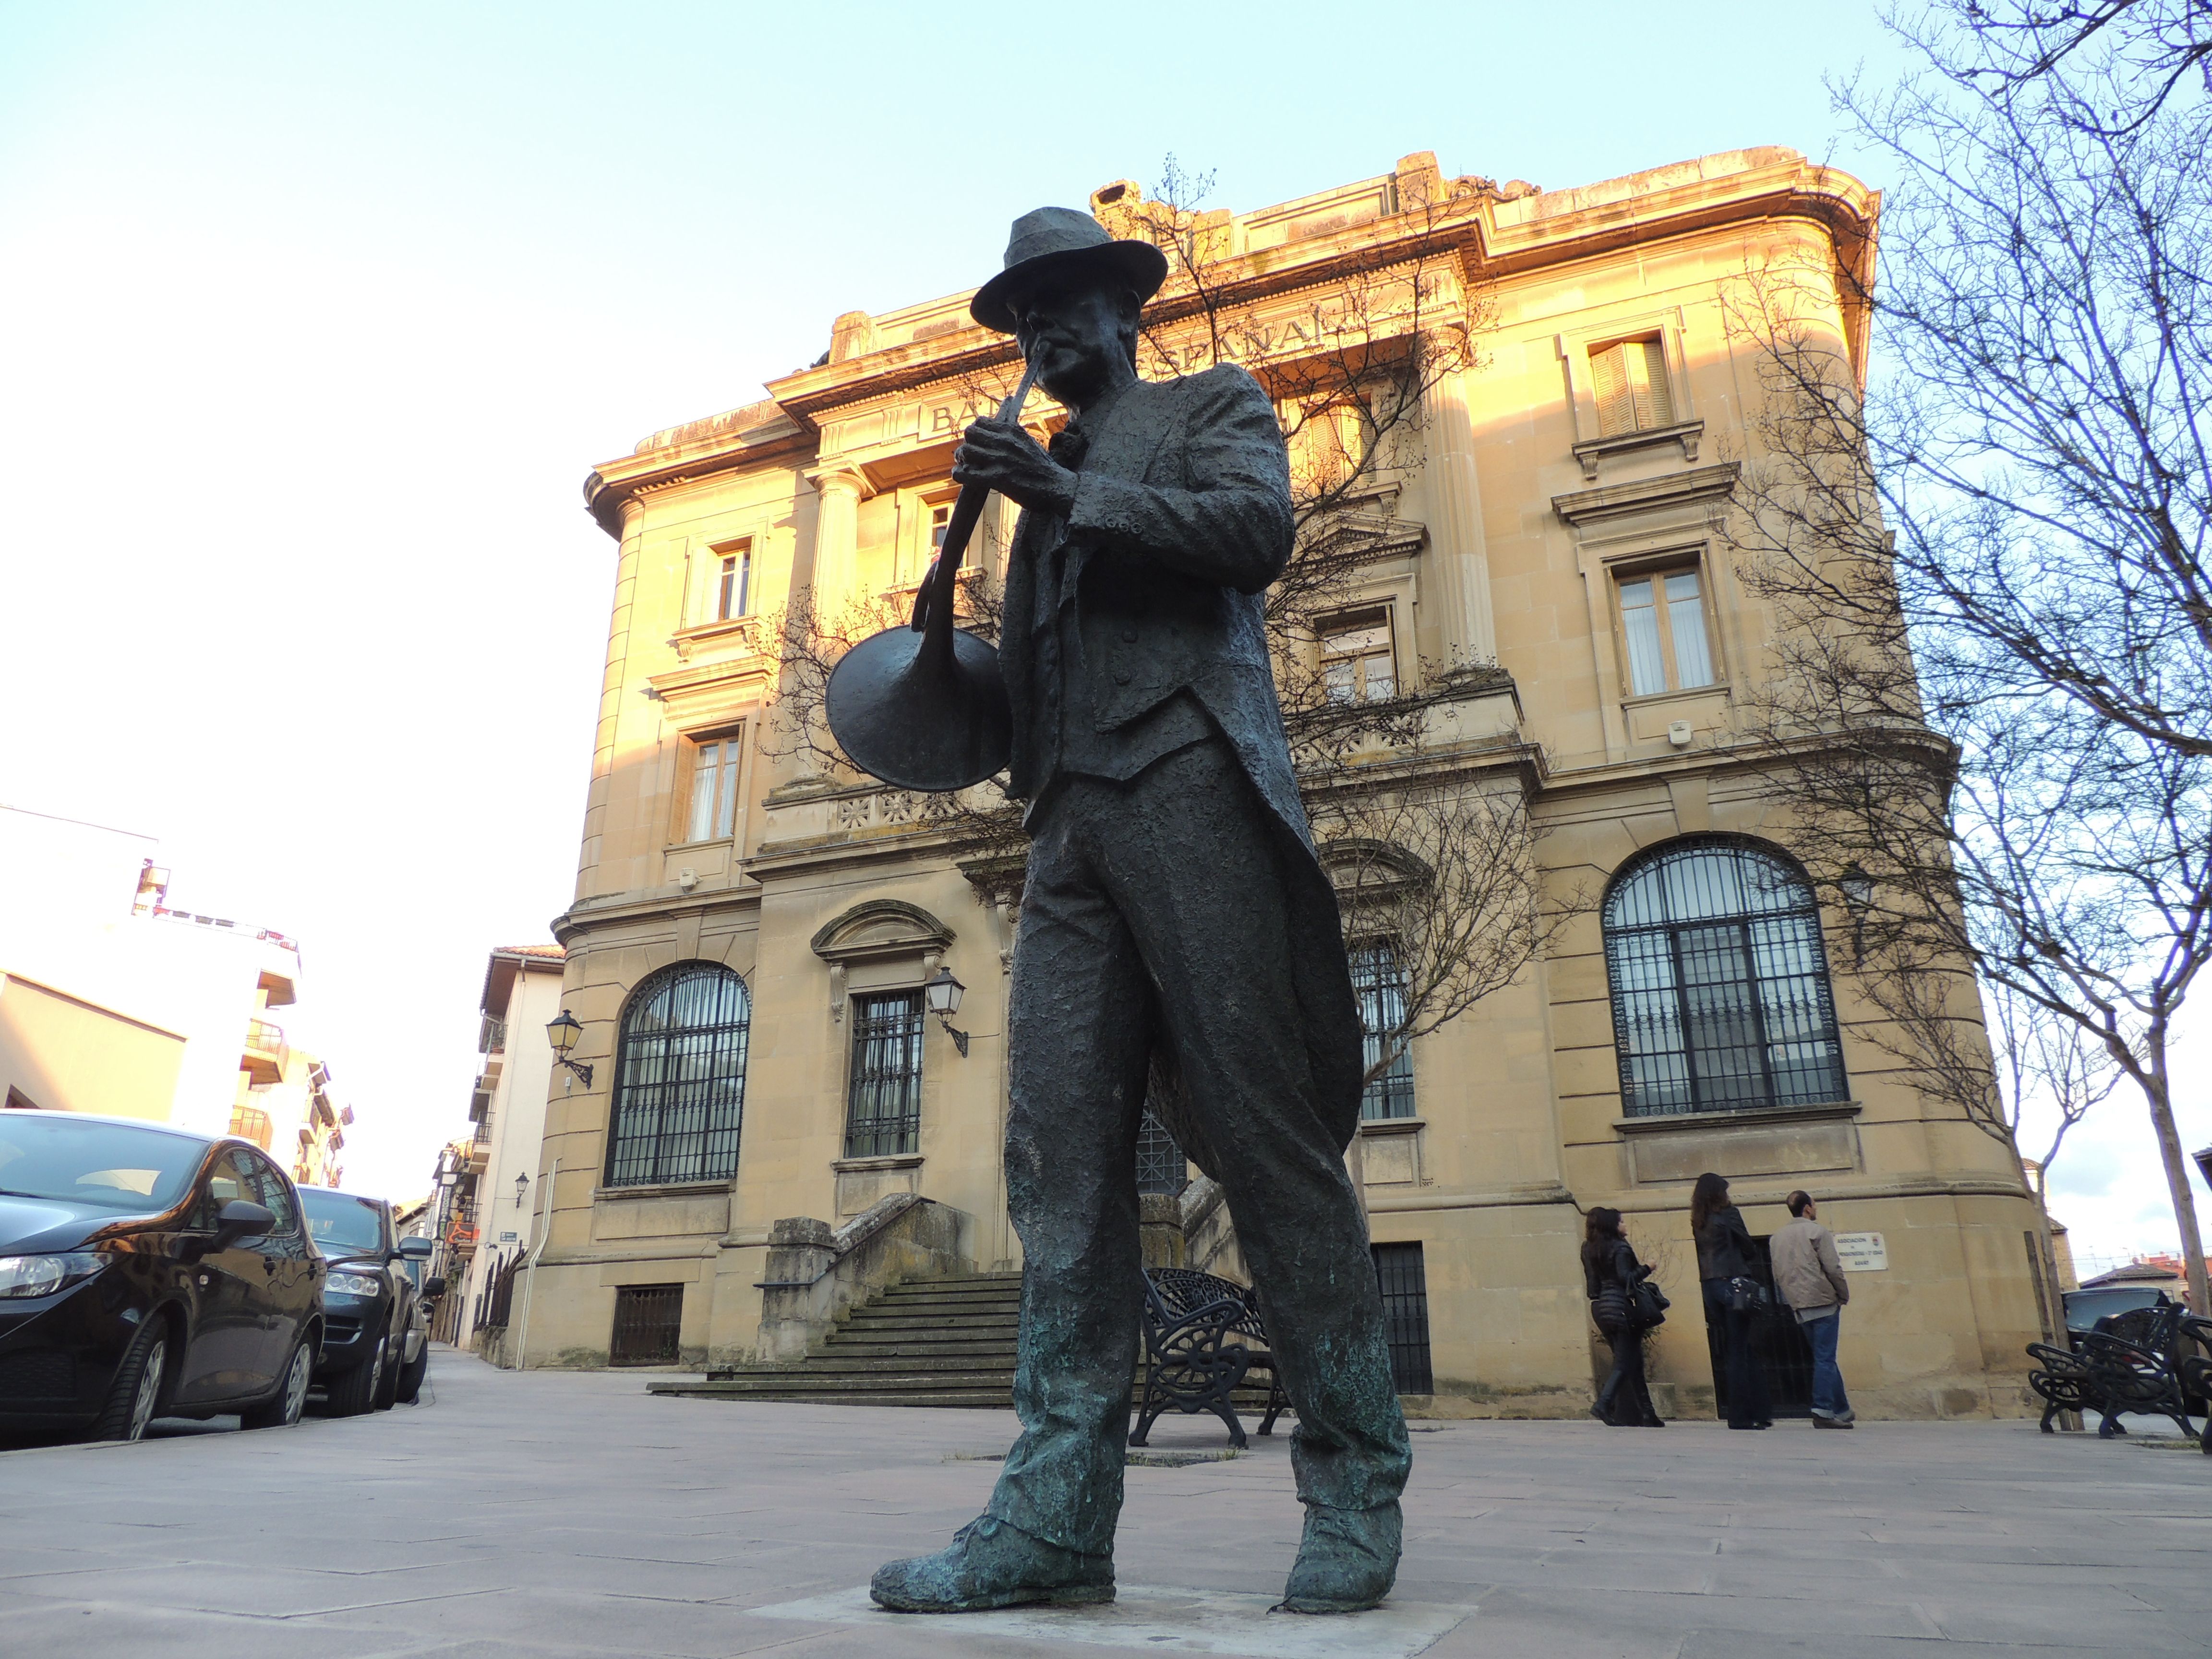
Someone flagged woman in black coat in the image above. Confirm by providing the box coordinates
[1692,1171,1773,1430]
[1583,1207,1664,1427]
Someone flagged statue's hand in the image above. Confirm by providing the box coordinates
[954,418,1077,516]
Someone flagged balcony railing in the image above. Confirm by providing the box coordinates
[241,1019,289,1084]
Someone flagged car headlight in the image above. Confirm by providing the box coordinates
[324,1271,384,1299]
[0,1252,105,1298]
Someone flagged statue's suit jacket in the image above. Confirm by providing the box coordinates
[998,361,1365,1158]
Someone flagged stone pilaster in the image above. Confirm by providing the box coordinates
[806,468,867,618]
[1419,360,1498,666]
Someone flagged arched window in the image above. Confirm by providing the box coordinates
[605,963,751,1187]
[1602,838,1847,1117]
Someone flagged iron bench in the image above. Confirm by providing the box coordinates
[1130,1266,1287,1450]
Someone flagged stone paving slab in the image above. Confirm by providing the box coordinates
[0,1349,2203,1658]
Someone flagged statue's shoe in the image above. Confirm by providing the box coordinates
[870,1515,1115,1613]
[1276,1500,1402,1614]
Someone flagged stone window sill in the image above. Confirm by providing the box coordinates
[1572,418,1704,480]
[592,1178,736,1201]
[1613,1100,1861,1135]
[832,1154,925,1173]
[1357,1116,1426,1138]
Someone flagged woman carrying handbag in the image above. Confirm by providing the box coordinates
[1583,1207,1666,1427]
[1691,1171,1774,1430]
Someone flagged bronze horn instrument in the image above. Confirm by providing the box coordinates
[823,358,1042,793]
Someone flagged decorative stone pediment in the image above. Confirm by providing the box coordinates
[809,899,955,967]
[1319,838,1432,902]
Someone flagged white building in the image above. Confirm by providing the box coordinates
[452,944,565,1355]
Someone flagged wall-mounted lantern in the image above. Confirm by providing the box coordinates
[545,1010,594,1087]
[924,966,969,1058]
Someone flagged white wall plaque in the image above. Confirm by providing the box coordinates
[1835,1231,1887,1272]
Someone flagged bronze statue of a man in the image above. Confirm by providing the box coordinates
[870,207,1411,1616]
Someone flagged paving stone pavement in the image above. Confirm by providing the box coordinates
[0,1347,2205,1659]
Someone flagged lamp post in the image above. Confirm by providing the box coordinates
[925,966,969,1058]
[545,1010,593,1087]
[514,1170,529,1210]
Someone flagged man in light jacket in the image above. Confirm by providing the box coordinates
[1773,1191,1855,1427]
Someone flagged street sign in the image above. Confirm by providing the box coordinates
[1835,1232,1887,1272]
[498,1230,519,1244]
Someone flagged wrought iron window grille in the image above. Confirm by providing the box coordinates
[603,964,751,1188]
[1601,838,1848,1118]
[845,991,925,1158]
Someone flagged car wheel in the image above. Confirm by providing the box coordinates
[88,1321,169,1443]
[373,1333,402,1410]
[241,1337,313,1431]
[321,1335,385,1418]
[394,1345,429,1405]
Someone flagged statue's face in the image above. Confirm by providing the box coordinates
[1009,275,1134,405]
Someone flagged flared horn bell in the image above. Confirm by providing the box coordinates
[825,621,1011,793]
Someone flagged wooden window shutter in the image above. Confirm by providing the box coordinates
[1591,342,1634,435]
[1630,337,1673,429]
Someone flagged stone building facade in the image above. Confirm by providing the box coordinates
[521,148,2050,1418]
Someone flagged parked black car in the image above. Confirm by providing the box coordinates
[298,1186,435,1413]
[0,1110,325,1443]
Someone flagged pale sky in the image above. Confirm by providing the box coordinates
[0,1,2199,1271]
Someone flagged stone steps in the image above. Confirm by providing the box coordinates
[647,1271,1283,1422]
[651,1273,1025,1407]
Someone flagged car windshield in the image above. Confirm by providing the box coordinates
[0,1115,204,1211]
[301,1190,387,1253]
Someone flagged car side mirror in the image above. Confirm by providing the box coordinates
[423,1276,447,1298]
[215,1199,275,1250]
[177,1199,276,1262]
[396,1237,433,1261]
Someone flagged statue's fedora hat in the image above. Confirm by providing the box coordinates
[971,206,1168,334]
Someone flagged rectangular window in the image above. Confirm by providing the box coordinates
[1370,1242,1434,1394]
[846,991,925,1157]
[1136,1104,1188,1195]
[684,733,744,843]
[716,543,751,621]
[609,1284,684,1366]
[1321,607,1397,704]
[1590,336,1673,436]
[1617,567,1716,696]
[1350,941,1416,1120]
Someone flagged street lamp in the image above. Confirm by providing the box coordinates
[924,966,969,1058]
[545,1010,593,1087]
[514,1171,530,1209]
[1839,864,1875,964]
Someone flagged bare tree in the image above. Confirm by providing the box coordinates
[1726,16,2212,1311]
[1934,0,2211,132]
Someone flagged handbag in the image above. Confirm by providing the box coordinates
[1629,1275,1670,1329]
[1727,1274,1771,1316]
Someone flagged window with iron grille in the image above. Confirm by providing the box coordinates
[604,963,751,1187]
[1136,1106,1188,1195]
[1350,941,1416,1120]
[846,991,925,1157]
[609,1284,684,1366]
[1601,838,1848,1117]
[1370,1241,1434,1394]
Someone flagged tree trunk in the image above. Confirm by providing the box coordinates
[2142,1044,2209,1315]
